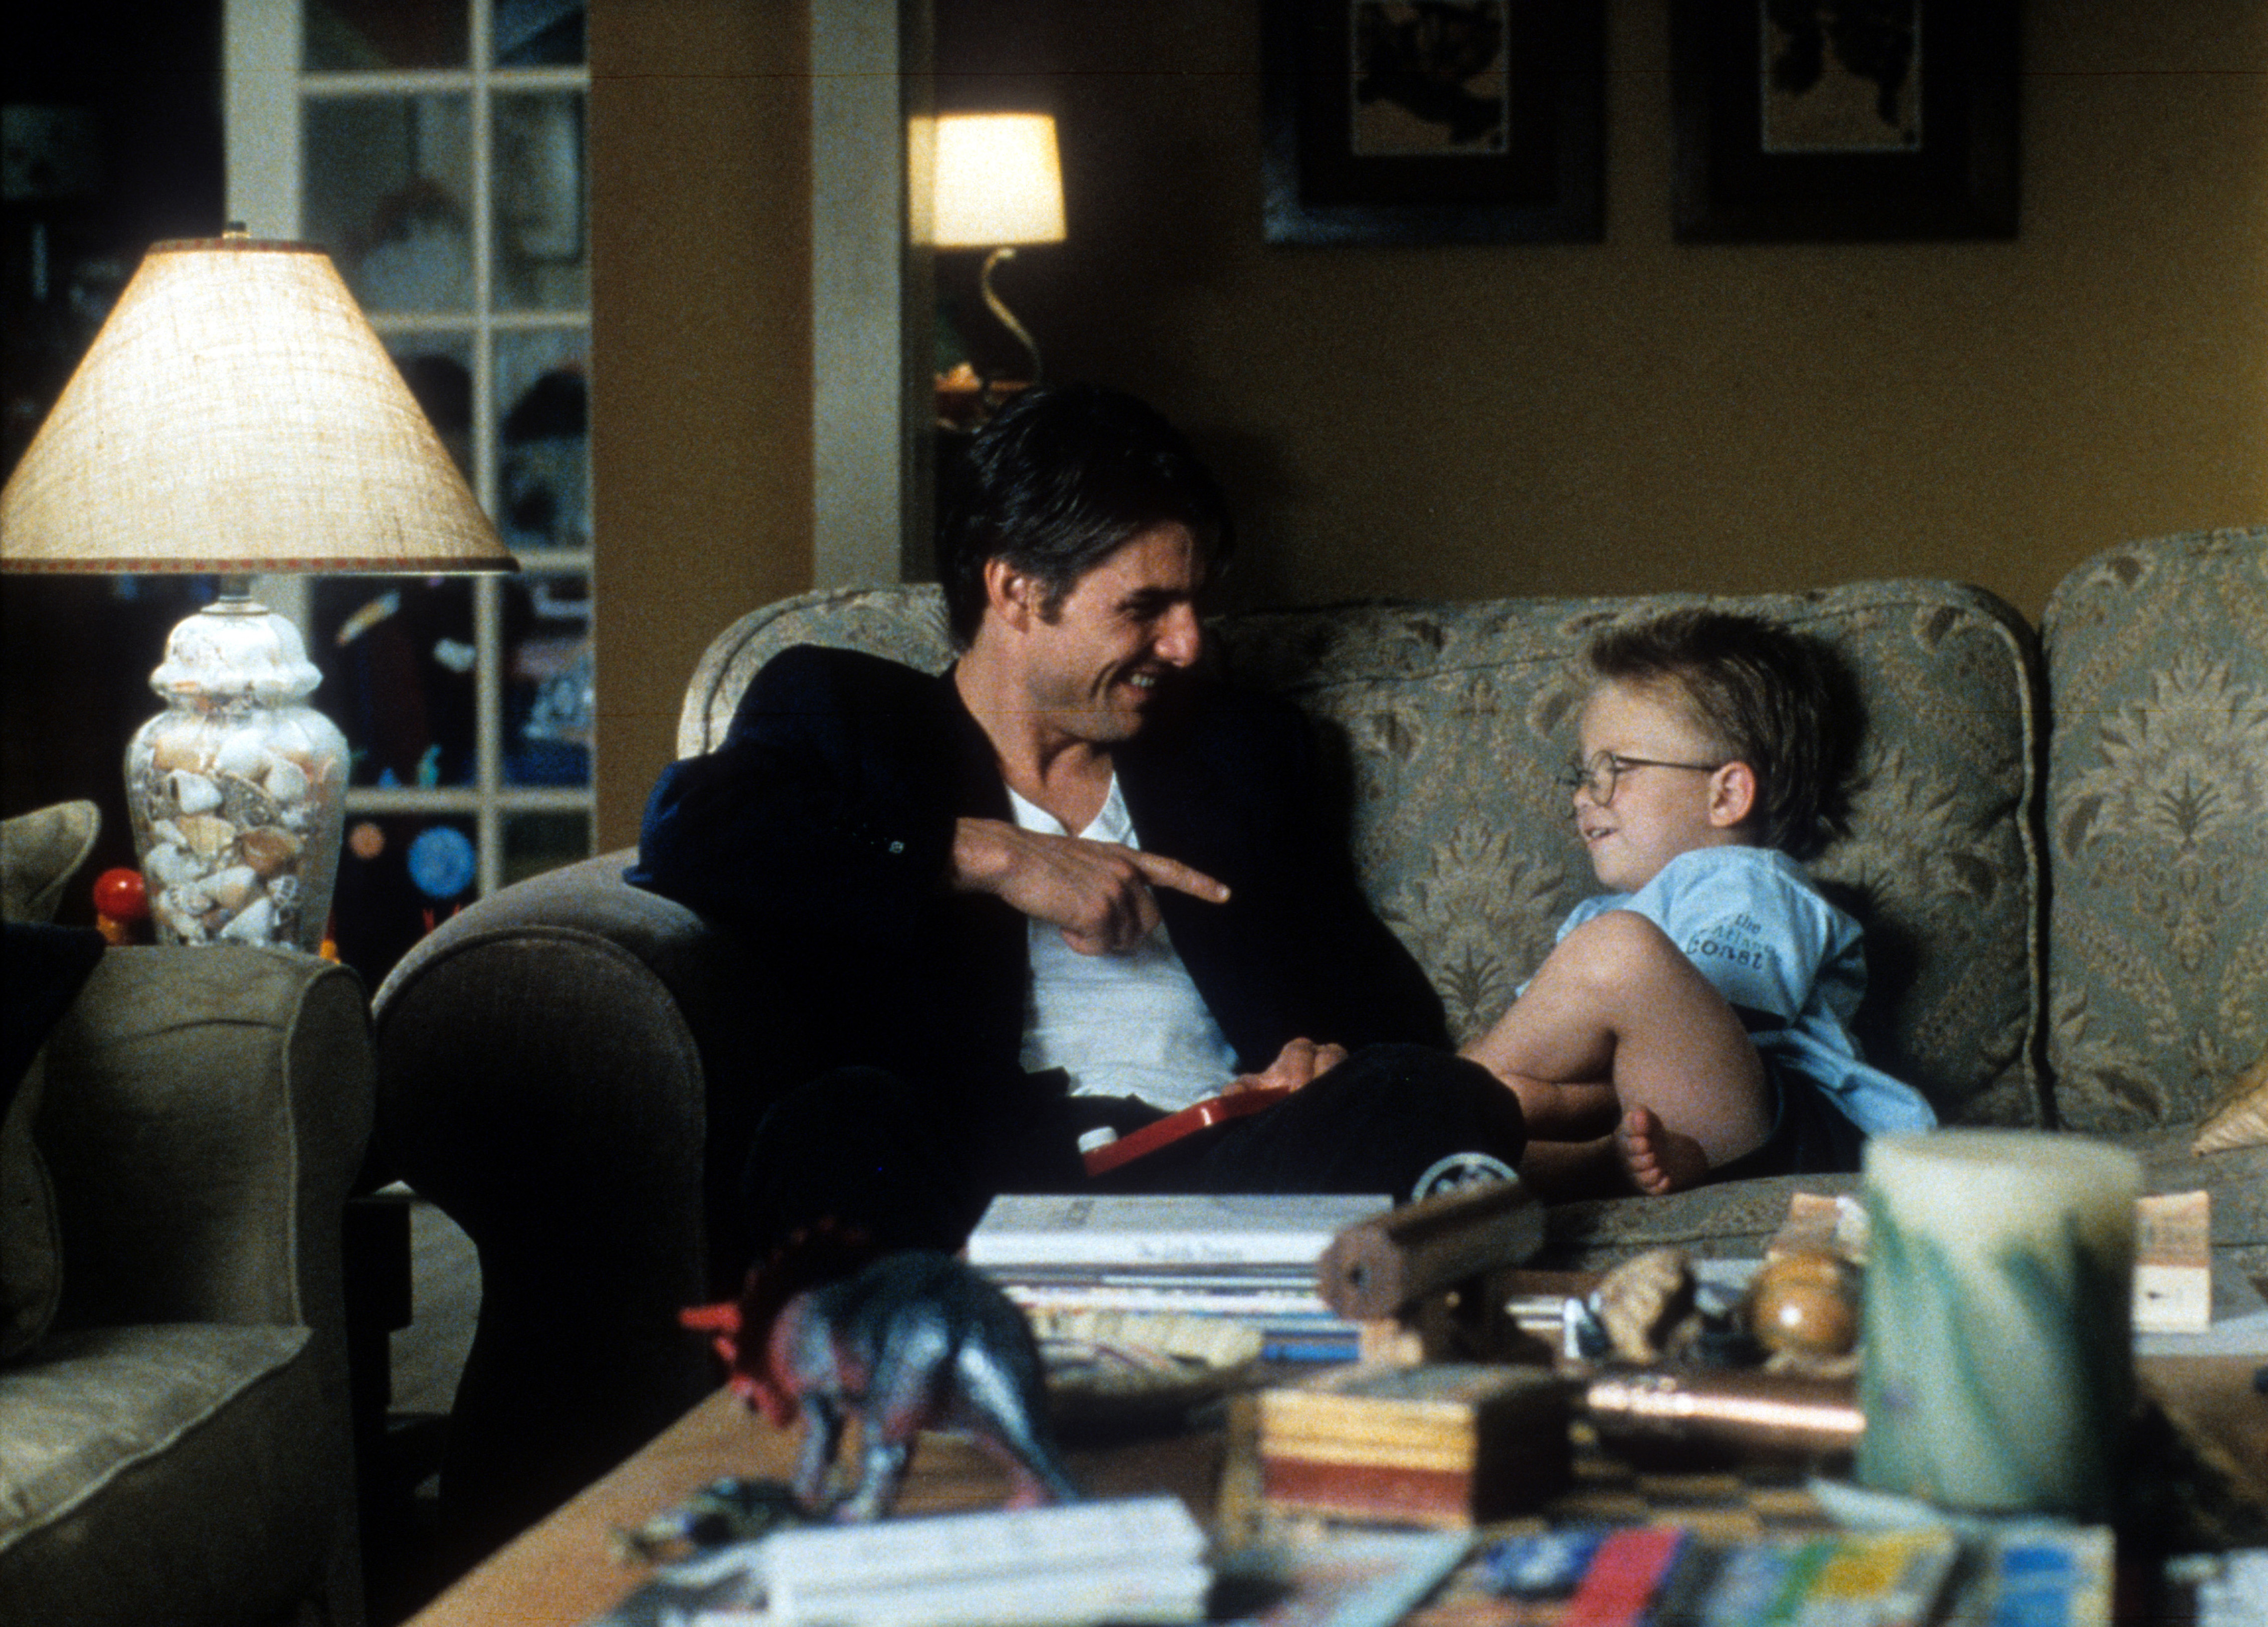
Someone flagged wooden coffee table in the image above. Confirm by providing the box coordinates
[404,1356,2264,1627]
[402,1388,1234,1626]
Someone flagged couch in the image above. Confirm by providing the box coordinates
[1,801,375,1626]
[371,525,2266,1553]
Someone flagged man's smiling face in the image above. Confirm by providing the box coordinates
[1014,522,1206,746]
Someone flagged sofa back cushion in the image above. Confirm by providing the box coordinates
[2041,527,2268,1133]
[678,579,2044,1128]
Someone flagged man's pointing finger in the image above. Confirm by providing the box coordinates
[1127,850,1231,905]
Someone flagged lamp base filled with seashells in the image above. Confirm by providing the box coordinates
[124,594,346,953]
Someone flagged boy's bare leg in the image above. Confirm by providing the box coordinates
[1460,911,1771,1196]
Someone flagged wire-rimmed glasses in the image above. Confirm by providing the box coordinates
[1556,751,1725,806]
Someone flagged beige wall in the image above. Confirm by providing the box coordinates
[591,0,814,848]
[947,0,2267,616]
[591,0,2266,844]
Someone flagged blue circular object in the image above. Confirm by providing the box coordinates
[407,825,477,900]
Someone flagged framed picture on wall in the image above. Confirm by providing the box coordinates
[1262,0,1605,246]
[1672,0,2018,242]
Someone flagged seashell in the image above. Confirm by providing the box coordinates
[238,826,301,877]
[264,756,310,803]
[173,817,236,857]
[151,738,205,773]
[218,895,276,943]
[205,866,262,912]
[155,897,210,943]
[268,874,301,906]
[161,884,216,919]
[176,814,237,856]
[168,770,222,815]
[144,843,201,888]
[151,819,184,848]
[1593,1247,1698,1363]
[212,734,266,778]
[221,776,281,829]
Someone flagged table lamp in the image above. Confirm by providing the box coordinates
[0,232,515,953]
[924,112,1067,394]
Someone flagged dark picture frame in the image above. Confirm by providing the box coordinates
[1672,0,2018,242]
[1262,0,1605,246]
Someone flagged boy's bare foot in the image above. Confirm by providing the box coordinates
[1615,1107,1712,1195]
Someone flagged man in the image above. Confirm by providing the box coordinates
[633,385,1523,1264]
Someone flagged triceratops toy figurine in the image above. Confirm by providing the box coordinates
[682,1230,1079,1521]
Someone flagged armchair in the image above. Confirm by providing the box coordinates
[1,802,374,1627]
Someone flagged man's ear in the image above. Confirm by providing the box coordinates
[983,557,1039,632]
[1709,761,1759,830]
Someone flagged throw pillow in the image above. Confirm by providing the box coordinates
[1,799,101,925]
[2,920,107,1360]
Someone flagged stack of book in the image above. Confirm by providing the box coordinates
[965,1193,1391,1361]
[587,1496,1212,1627]
[758,1496,1210,1627]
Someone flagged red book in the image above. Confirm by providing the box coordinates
[1559,1527,1688,1627]
[1080,1085,1294,1175]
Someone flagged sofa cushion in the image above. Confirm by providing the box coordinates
[2,924,106,1362]
[675,580,2044,1130]
[2042,527,2268,1132]
[0,1322,309,1541]
[0,1323,342,1626]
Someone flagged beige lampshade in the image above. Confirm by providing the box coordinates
[923,113,1067,249]
[0,236,514,574]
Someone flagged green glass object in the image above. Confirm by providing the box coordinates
[1858,1130,2141,1518]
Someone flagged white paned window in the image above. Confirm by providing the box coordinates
[226,0,592,982]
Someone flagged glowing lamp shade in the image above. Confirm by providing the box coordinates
[926,113,1066,250]
[0,235,514,953]
[915,114,1066,395]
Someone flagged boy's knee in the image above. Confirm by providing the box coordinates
[1551,909,1686,992]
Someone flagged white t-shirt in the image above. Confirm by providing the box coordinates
[1556,845,1938,1136]
[1008,776,1240,1112]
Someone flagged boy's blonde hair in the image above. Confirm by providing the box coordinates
[1585,609,1858,861]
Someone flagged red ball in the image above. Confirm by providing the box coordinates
[93,866,149,922]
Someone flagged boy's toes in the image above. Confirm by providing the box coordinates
[1614,1107,1710,1195]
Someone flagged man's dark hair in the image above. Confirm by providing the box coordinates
[937,383,1233,647]
[1585,608,1861,861]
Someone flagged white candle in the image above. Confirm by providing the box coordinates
[1858,1129,2142,1517]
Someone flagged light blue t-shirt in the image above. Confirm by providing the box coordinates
[1556,845,1937,1136]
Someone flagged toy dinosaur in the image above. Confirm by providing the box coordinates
[682,1231,1080,1521]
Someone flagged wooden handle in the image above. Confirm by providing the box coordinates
[1316,1178,1544,1319]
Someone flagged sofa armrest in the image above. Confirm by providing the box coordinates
[39,945,372,1340]
[370,849,766,1546]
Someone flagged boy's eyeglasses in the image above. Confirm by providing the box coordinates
[1556,751,1724,807]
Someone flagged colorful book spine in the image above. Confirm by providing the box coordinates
[1559,1527,1689,1627]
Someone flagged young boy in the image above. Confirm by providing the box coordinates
[1461,609,1936,1198]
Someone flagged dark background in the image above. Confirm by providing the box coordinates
[3,1,227,920]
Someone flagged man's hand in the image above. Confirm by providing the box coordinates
[1226,1036,1349,1096]
[951,817,1229,955]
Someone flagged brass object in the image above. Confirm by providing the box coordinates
[1745,1249,1862,1359]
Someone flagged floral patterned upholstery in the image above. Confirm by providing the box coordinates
[679,577,2045,1130]
[2041,527,2268,1133]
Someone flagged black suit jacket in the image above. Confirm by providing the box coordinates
[631,645,1448,1105]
